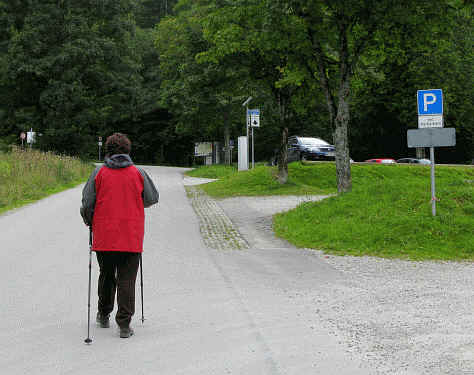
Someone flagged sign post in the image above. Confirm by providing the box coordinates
[248,109,260,169]
[410,89,454,216]
[242,97,253,170]
[98,136,103,161]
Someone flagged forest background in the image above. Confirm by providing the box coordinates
[0,0,472,167]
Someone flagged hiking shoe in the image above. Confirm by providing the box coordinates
[119,326,134,338]
[96,313,110,328]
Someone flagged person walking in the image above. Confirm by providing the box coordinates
[80,133,159,338]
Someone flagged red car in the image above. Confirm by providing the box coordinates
[365,158,396,164]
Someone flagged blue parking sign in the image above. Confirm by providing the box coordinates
[417,89,443,115]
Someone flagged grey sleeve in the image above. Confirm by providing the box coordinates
[80,166,101,226]
[138,168,159,208]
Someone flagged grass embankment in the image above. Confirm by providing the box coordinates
[188,163,474,261]
[187,163,336,197]
[0,147,94,214]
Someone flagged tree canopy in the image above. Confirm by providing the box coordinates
[0,0,471,171]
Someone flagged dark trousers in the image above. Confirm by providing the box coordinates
[95,251,140,328]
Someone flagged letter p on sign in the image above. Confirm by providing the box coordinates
[417,89,443,116]
[423,93,436,111]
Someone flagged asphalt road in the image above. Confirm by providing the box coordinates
[0,166,380,374]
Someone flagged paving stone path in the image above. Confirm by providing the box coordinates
[186,185,249,250]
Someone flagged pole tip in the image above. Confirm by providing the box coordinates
[84,338,93,344]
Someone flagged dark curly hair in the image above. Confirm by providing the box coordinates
[105,133,131,156]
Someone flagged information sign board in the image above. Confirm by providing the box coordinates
[417,89,443,116]
[194,142,212,156]
[417,89,443,129]
[407,128,456,148]
[247,109,260,127]
[418,115,443,129]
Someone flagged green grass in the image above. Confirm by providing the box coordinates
[187,163,336,197]
[0,147,94,214]
[188,162,474,260]
[186,164,239,180]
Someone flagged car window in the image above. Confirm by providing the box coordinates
[298,137,330,146]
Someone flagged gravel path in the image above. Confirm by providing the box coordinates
[185,176,474,375]
[313,255,474,375]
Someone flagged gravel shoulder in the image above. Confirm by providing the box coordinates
[185,176,474,375]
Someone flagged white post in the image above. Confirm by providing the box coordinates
[246,105,250,169]
[238,136,248,171]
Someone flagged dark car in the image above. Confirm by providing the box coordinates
[397,158,431,165]
[286,136,335,162]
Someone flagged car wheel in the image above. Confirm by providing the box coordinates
[300,153,307,162]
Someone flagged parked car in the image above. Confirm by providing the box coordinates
[397,158,431,165]
[287,136,335,162]
[364,158,397,164]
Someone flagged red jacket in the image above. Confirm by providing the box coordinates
[80,154,159,253]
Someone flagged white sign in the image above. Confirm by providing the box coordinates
[418,115,443,128]
[194,142,212,156]
[248,109,260,127]
[27,131,36,144]
[98,141,103,146]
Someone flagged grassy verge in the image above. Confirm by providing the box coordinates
[186,163,336,197]
[188,163,473,260]
[0,147,94,214]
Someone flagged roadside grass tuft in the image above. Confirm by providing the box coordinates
[188,162,473,260]
[0,147,94,214]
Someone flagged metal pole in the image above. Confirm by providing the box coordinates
[84,228,93,344]
[430,147,436,216]
[252,127,255,169]
[246,106,249,170]
[139,253,144,323]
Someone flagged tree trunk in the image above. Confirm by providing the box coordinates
[224,110,231,165]
[334,79,352,193]
[314,23,352,193]
[278,127,289,184]
[276,90,289,184]
[334,24,352,193]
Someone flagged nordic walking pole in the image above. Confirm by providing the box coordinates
[140,253,144,323]
[84,227,93,344]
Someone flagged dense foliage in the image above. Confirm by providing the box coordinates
[0,0,472,167]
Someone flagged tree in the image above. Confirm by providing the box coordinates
[195,0,309,183]
[1,0,144,156]
[346,0,473,163]
[136,0,179,28]
[156,0,259,164]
